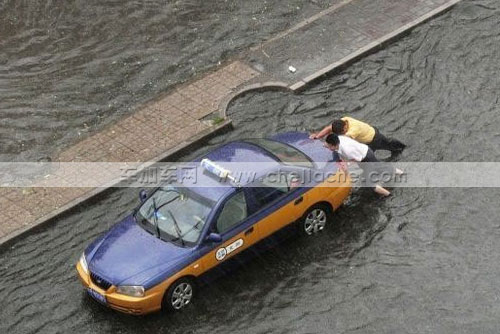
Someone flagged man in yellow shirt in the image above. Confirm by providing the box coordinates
[310,116,406,154]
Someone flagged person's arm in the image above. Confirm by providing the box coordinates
[336,160,348,172]
[309,124,333,139]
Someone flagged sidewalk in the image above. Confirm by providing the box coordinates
[245,0,460,91]
[0,61,260,243]
[0,0,462,245]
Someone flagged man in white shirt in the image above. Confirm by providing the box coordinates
[324,134,396,196]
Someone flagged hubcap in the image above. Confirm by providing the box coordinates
[304,208,327,235]
[171,282,193,310]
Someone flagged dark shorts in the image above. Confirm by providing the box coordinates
[368,127,406,153]
[361,148,378,163]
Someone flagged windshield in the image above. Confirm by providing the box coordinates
[136,185,215,246]
[245,138,314,168]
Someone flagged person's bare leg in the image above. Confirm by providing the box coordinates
[374,185,391,196]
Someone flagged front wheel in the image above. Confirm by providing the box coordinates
[162,277,195,312]
[300,204,331,236]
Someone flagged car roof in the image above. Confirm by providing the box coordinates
[186,141,283,202]
[182,132,339,203]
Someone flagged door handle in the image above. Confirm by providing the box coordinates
[244,227,254,235]
[294,197,303,205]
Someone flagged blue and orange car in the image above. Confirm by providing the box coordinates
[76,132,351,314]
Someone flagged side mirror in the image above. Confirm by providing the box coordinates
[205,233,222,243]
[139,190,148,203]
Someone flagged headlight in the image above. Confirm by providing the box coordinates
[116,285,145,297]
[79,253,88,275]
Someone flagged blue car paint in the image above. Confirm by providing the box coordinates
[84,132,341,291]
[200,141,281,165]
[88,215,193,285]
[271,132,337,164]
[173,141,282,203]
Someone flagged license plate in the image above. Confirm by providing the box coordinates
[87,288,107,305]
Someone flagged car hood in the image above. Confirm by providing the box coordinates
[87,215,193,287]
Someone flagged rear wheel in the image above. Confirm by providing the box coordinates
[300,204,331,236]
[162,277,195,312]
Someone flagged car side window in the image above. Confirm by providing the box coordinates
[249,171,302,212]
[286,171,303,189]
[251,186,284,211]
[261,172,289,193]
[216,191,248,234]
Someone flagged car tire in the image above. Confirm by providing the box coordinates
[299,204,331,236]
[162,277,195,312]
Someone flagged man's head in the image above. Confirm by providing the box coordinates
[324,134,340,151]
[331,119,348,135]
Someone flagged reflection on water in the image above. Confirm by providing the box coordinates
[2,1,500,333]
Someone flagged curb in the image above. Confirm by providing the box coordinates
[0,120,233,250]
[289,0,462,91]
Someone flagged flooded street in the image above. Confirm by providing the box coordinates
[2,0,500,333]
[0,0,332,161]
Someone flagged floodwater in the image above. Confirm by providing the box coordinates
[0,0,333,161]
[2,0,500,333]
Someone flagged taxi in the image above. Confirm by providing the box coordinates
[76,132,351,314]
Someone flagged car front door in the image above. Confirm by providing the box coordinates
[198,190,261,273]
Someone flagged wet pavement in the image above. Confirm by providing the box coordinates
[2,0,500,333]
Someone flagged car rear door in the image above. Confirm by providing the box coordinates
[246,169,310,240]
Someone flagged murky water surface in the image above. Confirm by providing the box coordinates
[2,1,500,333]
[0,0,332,161]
